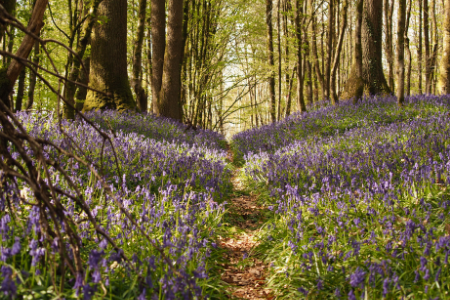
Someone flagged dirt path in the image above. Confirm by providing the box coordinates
[218,168,273,299]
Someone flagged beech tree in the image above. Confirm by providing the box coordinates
[83,0,136,111]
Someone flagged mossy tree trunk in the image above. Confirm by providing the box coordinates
[83,0,136,111]
[361,0,390,95]
[438,0,450,94]
[26,38,40,110]
[63,0,101,118]
[75,56,90,111]
[295,0,306,112]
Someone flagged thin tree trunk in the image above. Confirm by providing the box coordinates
[405,0,412,96]
[277,0,282,121]
[26,38,40,110]
[396,0,406,106]
[159,0,184,120]
[384,0,395,91]
[419,0,423,94]
[312,14,325,101]
[266,0,276,122]
[295,0,306,112]
[132,0,148,112]
[14,69,25,111]
[438,0,450,93]
[424,0,431,93]
[330,0,348,105]
[64,0,102,118]
[325,0,334,99]
[428,0,438,94]
[75,56,90,111]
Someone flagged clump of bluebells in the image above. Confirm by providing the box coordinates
[0,111,231,299]
[235,95,450,299]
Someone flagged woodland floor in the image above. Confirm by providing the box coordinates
[218,153,274,299]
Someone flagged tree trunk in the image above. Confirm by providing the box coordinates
[64,0,101,118]
[151,0,165,114]
[159,0,184,120]
[424,0,431,94]
[266,0,276,122]
[312,14,325,101]
[330,0,348,105]
[396,0,406,106]
[325,0,334,99]
[132,0,148,112]
[14,69,25,111]
[438,0,450,94]
[84,0,136,111]
[361,0,390,95]
[277,0,282,121]
[428,0,438,94]
[342,0,364,101]
[75,56,90,111]
[384,0,395,91]
[0,0,47,110]
[0,0,16,45]
[418,0,423,94]
[26,38,40,110]
[405,0,412,96]
[295,0,306,112]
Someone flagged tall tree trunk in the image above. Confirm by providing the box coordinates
[84,0,136,111]
[396,0,406,106]
[424,0,431,94]
[266,0,276,122]
[26,38,40,110]
[325,0,334,99]
[14,69,25,111]
[405,0,412,96]
[159,0,184,120]
[428,0,438,94]
[312,14,325,101]
[418,0,423,94]
[438,0,450,93]
[277,0,282,121]
[384,0,395,91]
[295,0,306,112]
[0,0,16,45]
[64,0,102,118]
[330,0,348,105]
[0,0,47,110]
[75,56,90,111]
[132,0,148,112]
[342,0,364,101]
[151,0,166,114]
[361,0,390,95]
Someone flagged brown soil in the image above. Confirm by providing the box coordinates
[218,168,273,299]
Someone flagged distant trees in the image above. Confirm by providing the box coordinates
[438,0,450,93]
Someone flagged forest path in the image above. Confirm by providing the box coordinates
[218,151,273,299]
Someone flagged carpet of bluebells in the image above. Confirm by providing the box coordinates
[0,111,231,299]
[233,95,450,299]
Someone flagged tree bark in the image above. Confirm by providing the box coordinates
[151,0,165,114]
[384,0,395,91]
[132,0,148,112]
[295,0,306,112]
[361,0,390,95]
[64,0,101,118]
[277,0,282,121]
[396,0,406,106]
[342,0,364,101]
[75,56,90,111]
[14,68,25,111]
[438,0,450,94]
[418,0,423,93]
[330,0,348,105]
[266,0,276,122]
[325,0,334,99]
[26,38,40,110]
[0,0,47,110]
[84,0,136,111]
[159,0,184,120]
[405,0,412,96]
[312,14,325,101]
[424,0,431,93]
